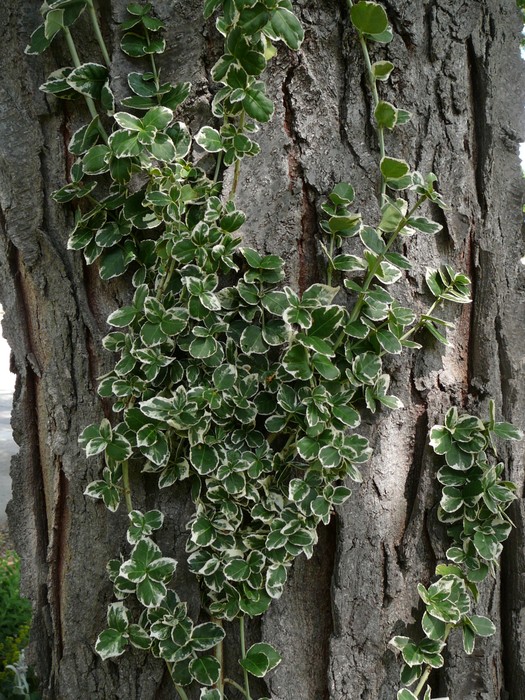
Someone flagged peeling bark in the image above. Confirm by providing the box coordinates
[0,1,524,699]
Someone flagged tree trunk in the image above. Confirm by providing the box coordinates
[0,1,523,699]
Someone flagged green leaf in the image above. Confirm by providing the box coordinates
[240,326,267,354]
[99,247,132,281]
[84,476,120,512]
[135,577,167,608]
[199,690,222,700]
[318,444,341,469]
[26,24,52,54]
[196,126,224,153]
[191,622,226,651]
[239,5,270,34]
[332,254,367,272]
[114,111,143,131]
[95,628,127,660]
[491,421,523,441]
[107,306,136,327]
[240,642,282,677]
[468,614,496,637]
[372,60,394,80]
[83,144,110,174]
[109,130,141,158]
[310,306,344,337]
[400,664,422,686]
[189,656,221,686]
[204,0,222,18]
[243,84,274,123]
[311,353,340,381]
[121,32,148,57]
[224,559,251,581]
[142,105,174,130]
[296,333,334,357]
[167,121,192,158]
[397,690,418,700]
[44,9,65,40]
[375,100,397,129]
[269,8,304,50]
[462,623,476,655]
[189,335,217,359]
[191,517,216,547]
[473,531,501,561]
[128,624,151,650]
[379,198,407,232]
[353,351,382,384]
[421,612,447,641]
[282,345,312,381]
[190,444,219,475]
[389,635,410,652]
[106,601,128,633]
[360,226,386,254]
[396,108,412,124]
[350,2,389,35]
[234,45,267,76]
[408,216,442,235]
[376,328,402,354]
[67,63,109,99]
[329,182,355,205]
[368,27,393,44]
[261,290,288,315]
[266,564,287,598]
[149,133,177,161]
[127,508,164,544]
[69,117,101,155]
[297,436,320,461]
[440,486,464,513]
[380,156,410,180]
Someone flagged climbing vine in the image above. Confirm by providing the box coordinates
[390,402,522,699]
[25,1,520,699]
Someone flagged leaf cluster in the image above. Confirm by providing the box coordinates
[391,403,522,698]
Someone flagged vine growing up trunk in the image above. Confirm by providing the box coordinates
[2,0,521,698]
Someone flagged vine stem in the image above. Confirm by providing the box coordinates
[225,677,250,698]
[166,663,190,700]
[346,0,386,201]
[326,234,336,287]
[239,616,253,700]
[212,617,225,698]
[63,26,109,143]
[413,624,452,698]
[413,666,432,699]
[213,150,224,184]
[144,27,161,94]
[174,684,189,700]
[86,0,111,68]
[121,461,133,514]
[345,195,428,327]
[229,112,246,200]
[156,254,177,300]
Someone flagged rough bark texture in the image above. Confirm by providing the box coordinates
[0,1,523,698]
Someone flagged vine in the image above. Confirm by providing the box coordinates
[391,403,522,699]
[25,1,518,699]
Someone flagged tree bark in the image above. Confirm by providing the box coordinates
[0,1,523,699]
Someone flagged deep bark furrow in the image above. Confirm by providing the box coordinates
[466,37,490,218]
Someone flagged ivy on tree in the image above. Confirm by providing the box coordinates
[26,1,520,699]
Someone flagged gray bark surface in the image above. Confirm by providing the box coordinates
[0,1,523,699]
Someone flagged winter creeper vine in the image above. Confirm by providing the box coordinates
[391,403,522,699]
[25,1,520,699]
